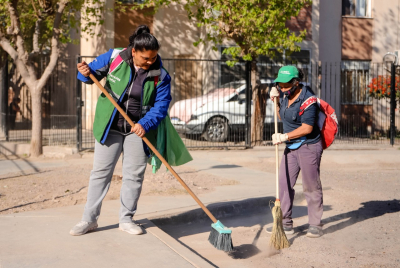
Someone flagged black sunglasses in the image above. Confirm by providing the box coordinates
[276,79,297,90]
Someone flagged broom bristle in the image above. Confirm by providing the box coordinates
[270,200,290,250]
[208,220,234,252]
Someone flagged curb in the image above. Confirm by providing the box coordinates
[150,193,305,226]
[138,219,215,268]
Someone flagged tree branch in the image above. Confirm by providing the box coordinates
[37,0,69,90]
[31,0,40,18]
[32,18,42,53]
[7,1,26,61]
[0,30,36,87]
[30,0,42,54]
[7,0,37,80]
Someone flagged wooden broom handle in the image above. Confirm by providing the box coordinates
[88,74,218,223]
[274,97,279,200]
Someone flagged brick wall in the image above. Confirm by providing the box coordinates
[114,6,154,48]
[286,5,312,41]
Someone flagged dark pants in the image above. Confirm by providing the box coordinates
[279,141,323,228]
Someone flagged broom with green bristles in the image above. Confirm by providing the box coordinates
[89,74,233,252]
[270,94,290,250]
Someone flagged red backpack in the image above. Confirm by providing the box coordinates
[299,96,338,149]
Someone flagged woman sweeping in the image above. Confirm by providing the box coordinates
[70,25,192,236]
[267,66,324,238]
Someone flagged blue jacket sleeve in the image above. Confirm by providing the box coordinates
[77,49,113,84]
[138,74,172,132]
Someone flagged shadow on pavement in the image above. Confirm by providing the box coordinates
[209,164,242,169]
[177,164,243,175]
[0,170,50,180]
[0,186,87,213]
[94,224,119,233]
[228,224,264,260]
[290,199,400,243]
[151,197,310,262]
[0,143,40,175]
[323,199,400,234]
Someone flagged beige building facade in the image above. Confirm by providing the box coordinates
[75,0,399,133]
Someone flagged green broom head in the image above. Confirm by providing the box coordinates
[270,200,290,250]
[208,220,233,252]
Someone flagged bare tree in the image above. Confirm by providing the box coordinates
[0,0,103,156]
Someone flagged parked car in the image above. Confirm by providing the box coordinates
[170,79,281,142]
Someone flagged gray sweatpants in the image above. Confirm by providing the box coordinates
[279,141,323,228]
[82,131,147,223]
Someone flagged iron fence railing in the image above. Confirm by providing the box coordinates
[1,56,399,151]
[2,115,77,146]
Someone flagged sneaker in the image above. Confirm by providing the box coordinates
[119,221,144,235]
[70,221,98,236]
[306,226,323,238]
[266,225,294,235]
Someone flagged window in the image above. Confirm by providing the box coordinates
[342,0,371,17]
[341,61,371,104]
[219,46,311,85]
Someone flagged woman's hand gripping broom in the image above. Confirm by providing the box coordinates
[270,95,290,250]
[88,74,233,252]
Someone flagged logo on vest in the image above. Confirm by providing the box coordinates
[108,73,121,83]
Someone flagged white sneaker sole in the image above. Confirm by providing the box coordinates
[69,224,98,236]
[306,232,322,238]
[284,229,295,235]
[119,227,143,235]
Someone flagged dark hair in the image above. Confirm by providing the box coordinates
[289,67,304,84]
[128,25,160,51]
[295,67,304,82]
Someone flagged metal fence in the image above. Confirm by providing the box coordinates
[162,59,399,147]
[1,56,399,151]
[4,115,77,146]
[0,56,78,147]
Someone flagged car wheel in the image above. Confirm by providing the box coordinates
[203,117,228,142]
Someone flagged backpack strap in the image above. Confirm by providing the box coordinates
[299,96,317,116]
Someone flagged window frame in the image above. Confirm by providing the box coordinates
[342,0,372,18]
[340,61,372,105]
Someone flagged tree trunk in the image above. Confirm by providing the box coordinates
[30,87,42,156]
[0,0,67,157]
[250,60,267,146]
[0,60,6,139]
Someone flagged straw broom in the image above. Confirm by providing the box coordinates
[270,94,290,250]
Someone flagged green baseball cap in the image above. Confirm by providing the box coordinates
[274,66,299,83]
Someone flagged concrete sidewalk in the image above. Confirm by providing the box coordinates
[0,149,288,268]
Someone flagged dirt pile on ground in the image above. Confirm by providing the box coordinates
[0,159,238,215]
